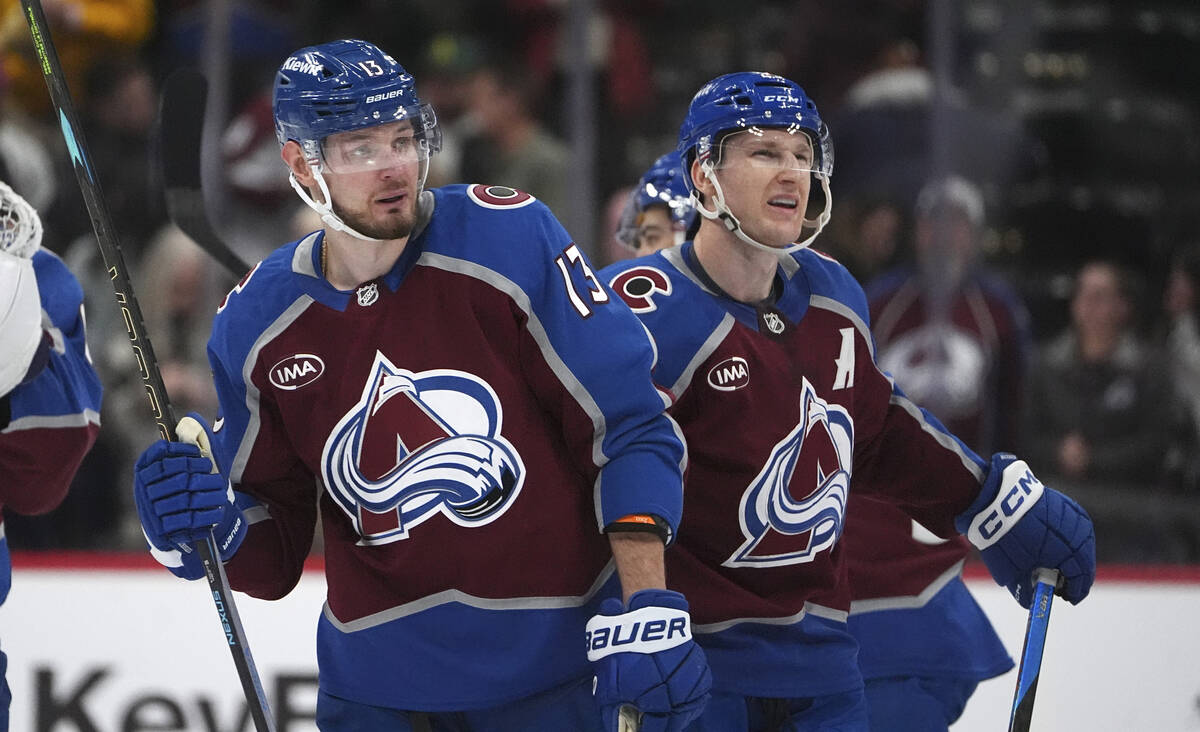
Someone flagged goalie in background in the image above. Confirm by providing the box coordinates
[0,179,103,727]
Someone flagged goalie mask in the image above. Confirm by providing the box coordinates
[615,152,697,252]
[677,72,833,253]
[273,39,442,241]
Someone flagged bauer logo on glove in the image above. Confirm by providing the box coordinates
[586,604,692,661]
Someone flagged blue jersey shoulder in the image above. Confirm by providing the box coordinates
[600,248,730,393]
[792,247,872,327]
[210,232,331,368]
[426,184,570,268]
[32,249,84,329]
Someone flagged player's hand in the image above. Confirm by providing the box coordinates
[588,589,711,732]
[133,412,247,580]
[956,453,1095,608]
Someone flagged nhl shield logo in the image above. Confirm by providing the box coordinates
[322,351,525,544]
[356,283,380,307]
[760,311,786,335]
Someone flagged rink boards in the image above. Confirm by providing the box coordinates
[2,555,1198,731]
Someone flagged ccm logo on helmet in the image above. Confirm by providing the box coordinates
[366,89,406,104]
[762,95,800,103]
[269,354,326,390]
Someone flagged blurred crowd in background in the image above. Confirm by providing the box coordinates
[2,0,1199,563]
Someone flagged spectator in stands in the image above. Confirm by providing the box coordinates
[1023,261,1174,487]
[0,0,154,118]
[1161,245,1200,491]
[829,38,1043,216]
[866,175,1032,454]
[459,62,569,216]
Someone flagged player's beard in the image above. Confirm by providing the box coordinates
[333,196,417,241]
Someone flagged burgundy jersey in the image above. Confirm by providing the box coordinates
[604,242,988,698]
[864,266,1032,453]
[1,250,102,602]
[207,185,685,710]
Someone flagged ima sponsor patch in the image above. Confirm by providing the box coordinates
[269,354,325,390]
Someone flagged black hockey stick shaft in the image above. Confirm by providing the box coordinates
[159,68,252,276]
[1008,568,1061,732]
[19,3,275,730]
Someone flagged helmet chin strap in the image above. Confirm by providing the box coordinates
[289,153,433,243]
[695,161,832,254]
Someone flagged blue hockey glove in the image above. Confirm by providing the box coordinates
[956,453,1095,608]
[133,412,248,580]
[588,589,711,732]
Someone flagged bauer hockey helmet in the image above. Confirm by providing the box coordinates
[677,71,833,252]
[615,152,697,251]
[273,39,442,240]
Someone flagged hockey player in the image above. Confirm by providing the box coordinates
[602,72,1094,730]
[614,152,697,255]
[131,40,709,731]
[608,154,1014,729]
[0,180,103,726]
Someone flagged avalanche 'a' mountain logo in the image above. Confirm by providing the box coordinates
[322,352,525,545]
[724,377,852,568]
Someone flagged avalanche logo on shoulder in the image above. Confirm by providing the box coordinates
[321,351,525,544]
[467,184,536,209]
[269,354,326,390]
[725,377,852,567]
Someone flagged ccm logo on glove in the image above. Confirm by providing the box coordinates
[585,606,692,661]
[967,459,1044,549]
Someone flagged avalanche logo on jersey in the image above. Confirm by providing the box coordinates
[725,377,853,568]
[321,351,525,545]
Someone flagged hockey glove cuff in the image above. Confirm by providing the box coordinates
[588,589,711,732]
[956,453,1096,608]
[133,413,249,580]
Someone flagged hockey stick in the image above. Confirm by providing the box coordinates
[159,67,252,276]
[1008,568,1061,732]
[19,3,276,730]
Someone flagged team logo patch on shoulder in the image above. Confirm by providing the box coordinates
[609,266,672,313]
[707,356,749,391]
[467,184,536,209]
[269,354,325,390]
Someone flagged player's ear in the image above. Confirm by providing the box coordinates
[281,141,315,186]
[690,156,712,203]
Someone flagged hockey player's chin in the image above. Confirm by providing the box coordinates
[350,212,414,241]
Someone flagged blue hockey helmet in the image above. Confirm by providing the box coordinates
[273,39,441,163]
[676,72,833,252]
[615,152,697,251]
